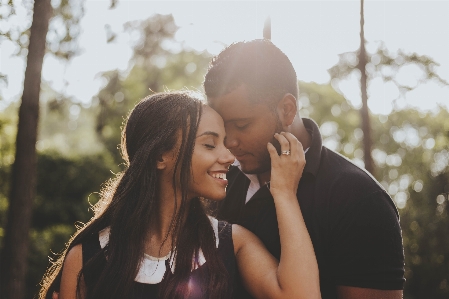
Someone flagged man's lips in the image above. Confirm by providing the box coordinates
[232,152,250,159]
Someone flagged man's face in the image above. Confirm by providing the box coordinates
[209,85,282,174]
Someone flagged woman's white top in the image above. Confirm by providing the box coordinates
[98,216,220,284]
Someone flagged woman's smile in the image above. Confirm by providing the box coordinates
[208,170,228,187]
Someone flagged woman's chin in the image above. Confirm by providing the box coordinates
[205,192,227,202]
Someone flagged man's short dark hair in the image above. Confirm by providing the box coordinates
[204,39,298,106]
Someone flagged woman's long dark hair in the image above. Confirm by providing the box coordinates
[39,91,229,299]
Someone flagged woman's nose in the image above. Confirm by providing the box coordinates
[220,148,235,166]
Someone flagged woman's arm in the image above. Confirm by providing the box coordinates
[59,244,85,299]
[233,132,321,299]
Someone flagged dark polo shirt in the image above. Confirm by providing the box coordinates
[218,118,405,299]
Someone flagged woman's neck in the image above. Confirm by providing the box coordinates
[145,184,188,257]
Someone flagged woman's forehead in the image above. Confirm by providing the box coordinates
[198,106,225,133]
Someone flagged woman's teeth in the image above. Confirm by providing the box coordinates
[211,173,227,180]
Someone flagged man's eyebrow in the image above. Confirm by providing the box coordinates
[197,131,219,138]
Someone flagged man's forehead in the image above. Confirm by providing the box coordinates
[216,102,265,123]
[210,85,250,105]
[210,86,269,119]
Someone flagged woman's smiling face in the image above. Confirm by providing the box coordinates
[189,106,235,200]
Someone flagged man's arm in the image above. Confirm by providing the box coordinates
[337,286,402,299]
[330,188,405,297]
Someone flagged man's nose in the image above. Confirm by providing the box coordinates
[224,135,239,149]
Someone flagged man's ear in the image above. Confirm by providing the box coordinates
[276,93,297,127]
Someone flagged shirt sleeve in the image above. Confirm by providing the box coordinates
[329,189,405,290]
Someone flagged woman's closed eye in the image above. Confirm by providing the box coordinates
[204,144,216,149]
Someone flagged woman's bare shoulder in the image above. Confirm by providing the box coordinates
[59,244,84,298]
[65,244,83,266]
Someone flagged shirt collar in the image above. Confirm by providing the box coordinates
[302,118,323,177]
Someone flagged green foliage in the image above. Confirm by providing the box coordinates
[0,91,117,297]
[0,102,18,237]
[328,43,448,98]
[24,151,116,298]
[33,151,117,229]
[27,224,74,298]
[94,14,211,163]
[378,109,449,298]
[38,83,105,156]
[0,0,85,60]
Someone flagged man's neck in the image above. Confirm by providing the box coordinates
[289,116,312,150]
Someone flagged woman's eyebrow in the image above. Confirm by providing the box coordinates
[197,131,219,138]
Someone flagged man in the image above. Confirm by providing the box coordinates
[204,39,405,299]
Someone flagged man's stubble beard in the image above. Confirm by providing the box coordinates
[242,116,283,175]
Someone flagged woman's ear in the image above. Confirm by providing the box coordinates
[156,154,167,170]
[157,149,177,170]
[276,93,298,127]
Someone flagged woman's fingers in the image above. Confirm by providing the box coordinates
[275,132,305,161]
[281,132,305,160]
[274,133,290,156]
[267,142,279,161]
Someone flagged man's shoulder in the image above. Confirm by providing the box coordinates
[315,147,394,209]
[314,147,400,224]
[319,147,385,191]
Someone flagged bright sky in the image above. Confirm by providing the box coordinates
[1,0,448,114]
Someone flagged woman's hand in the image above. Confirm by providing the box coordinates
[267,132,306,199]
[233,131,320,299]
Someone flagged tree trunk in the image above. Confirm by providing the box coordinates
[263,16,271,40]
[357,0,375,175]
[0,0,52,298]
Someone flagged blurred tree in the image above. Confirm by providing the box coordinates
[28,151,116,299]
[377,108,449,299]
[95,14,211,163]
[0,1,53,297]
[0,102,18,236]
[38,83,105,156]
[357,0,374,175]
[328,0,448,179]
[263,16,271,40]
[0,84,118,298]
[0,0,85,62]
[0,0,89,297]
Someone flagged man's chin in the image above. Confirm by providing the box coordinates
[239,162,270,175]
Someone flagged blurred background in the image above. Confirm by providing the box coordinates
[0,1,448,298]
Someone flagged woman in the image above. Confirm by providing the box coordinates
[39,91,320,299]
